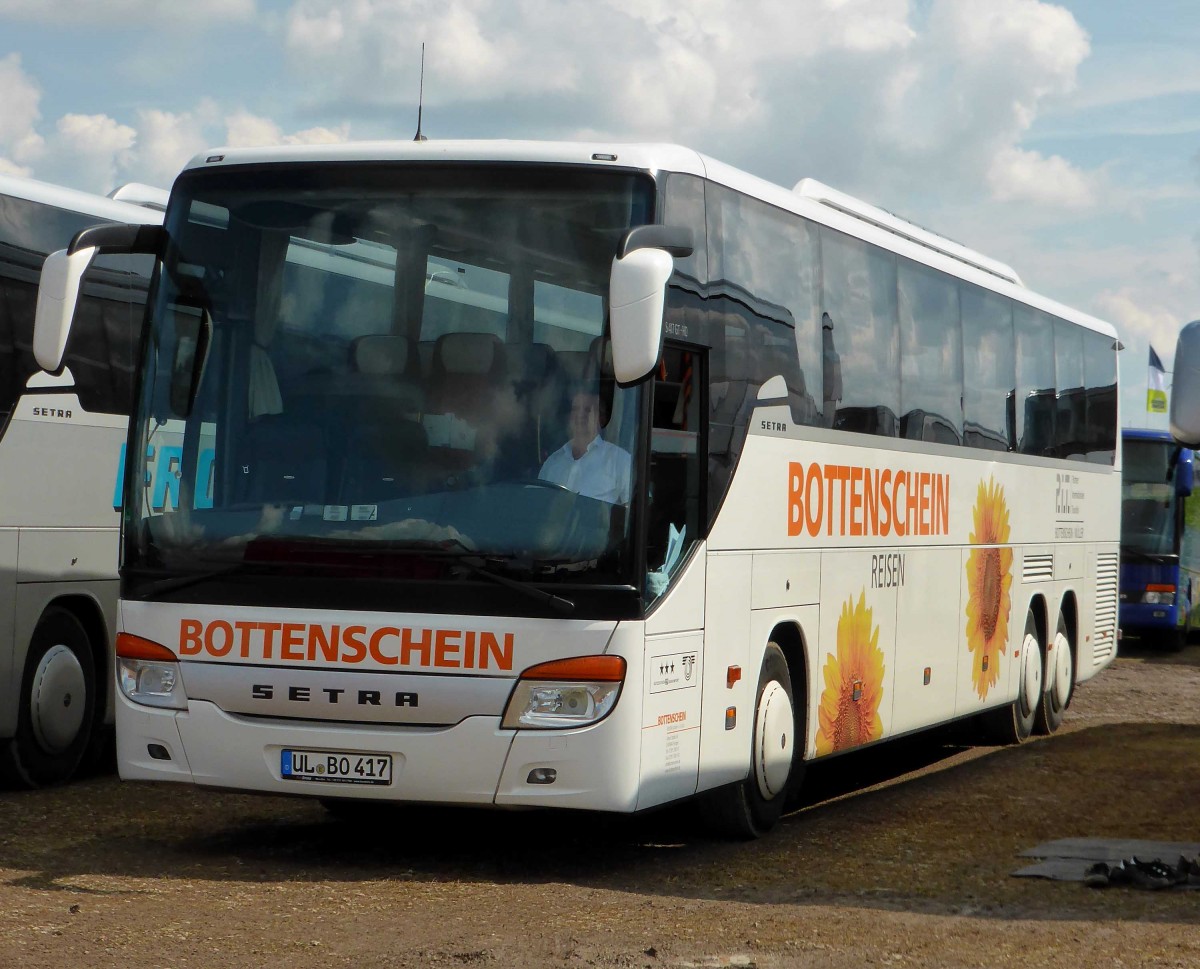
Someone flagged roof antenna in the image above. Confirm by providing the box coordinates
[414,43,428,142]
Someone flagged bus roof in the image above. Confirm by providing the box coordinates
[0,171,163,226]
[178,138,1120,342]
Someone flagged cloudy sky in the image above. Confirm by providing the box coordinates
[2,0,1198,427]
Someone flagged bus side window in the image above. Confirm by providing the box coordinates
[647,345,702,600]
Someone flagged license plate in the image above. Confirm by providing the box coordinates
[280,748,392,785]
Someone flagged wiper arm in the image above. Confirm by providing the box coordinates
[452,557,576,616]
[128,562,254,597]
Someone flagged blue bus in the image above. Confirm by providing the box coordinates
[1119,427,1195,650]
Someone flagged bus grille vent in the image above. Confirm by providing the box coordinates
[1092,552,1119,665]
[1022,553,1054,583]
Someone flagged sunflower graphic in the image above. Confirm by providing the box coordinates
[964,477,1013,699]
[815,591,886,755]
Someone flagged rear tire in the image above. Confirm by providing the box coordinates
[0,608,97,789]
[699,643,800,839]
[984,607,1040,745]
[1035,613,1074,734]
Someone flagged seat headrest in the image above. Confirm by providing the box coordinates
[435,332,504,376]
[352,335,409,375]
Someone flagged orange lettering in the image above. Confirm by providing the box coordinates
[787,462,804,537]
[281,623,305,661]
[480,631,514,671]
[369,626,399,665]
[806,462,822,537]
[179,619,202,655]
[342,625,367,663]
[309,624,338,663]
[401,627,432,667]
[205,619,233,657]
[435,629,462,668]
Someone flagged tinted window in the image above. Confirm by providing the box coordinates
[1014,303,1055,456]
[820,227,899,436]
[898,258,962,444]
[707,185,818,424]
[1054,317,1085,460]
[0,193,151,418]
[1083,328,1117,464]
[961,283,1014,451]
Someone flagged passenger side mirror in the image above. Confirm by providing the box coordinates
[608,225,694,386]
[1176,448,1194,497]
[1171,320,1200,447]
[33,247,97,372]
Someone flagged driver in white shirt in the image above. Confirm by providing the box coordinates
[538,386,632,504]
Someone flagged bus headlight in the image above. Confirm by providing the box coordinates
[502,655,625,730]
[116,633,188,710]
[1142,588,1176,605]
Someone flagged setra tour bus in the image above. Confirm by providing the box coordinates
[1,173,162,787]
[32,142,1121,836]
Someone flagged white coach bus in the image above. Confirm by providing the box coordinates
[1,173,161,787]
[33,142,1121,835]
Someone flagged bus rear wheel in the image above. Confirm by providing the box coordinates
[699,643,799,840]
[985,607,1040,745]
[1035,613,1073,734]
[0,608,96,789]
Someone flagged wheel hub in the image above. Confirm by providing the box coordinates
[1051,630,1072,709]
[754,680,794,799]
[30,644,87,754]
[1020,632,1042,717]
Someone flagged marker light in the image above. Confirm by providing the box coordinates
[116,633,187,710]
[502,655,625,730]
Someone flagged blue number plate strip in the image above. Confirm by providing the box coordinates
[280,748,392,785]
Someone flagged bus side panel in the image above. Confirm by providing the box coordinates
[0,394,126,529]
[891,547,961,735]
[0,529,17,737]
[637,630,703,810]
[810,550,898,756]
[696,552,753,793]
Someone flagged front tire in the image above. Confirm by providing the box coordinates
[699,644,800,839]
[1035,613,1074,734]
[0,608,97,788]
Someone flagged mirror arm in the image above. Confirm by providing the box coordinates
[69,222,164,257]
[618,225,694,259]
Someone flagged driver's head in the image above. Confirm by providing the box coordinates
[568,386,601,456]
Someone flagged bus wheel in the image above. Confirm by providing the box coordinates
[985,607,1040,744]
[0,608,96,789]
[1035,614,1074,735]
[699,643,797,840]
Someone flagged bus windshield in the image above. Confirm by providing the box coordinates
[125,164,654,601]
[1120,438,1180,557]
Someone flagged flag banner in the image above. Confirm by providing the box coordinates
[1148,346,1167,413]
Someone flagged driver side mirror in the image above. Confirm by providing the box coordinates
[608,225,694,386]
[34,247,98,373]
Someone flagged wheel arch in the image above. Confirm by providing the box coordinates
[38,593,112,727]
[1058,590,1079,663]
[765,620,808,751]
[1026,593,1049,654]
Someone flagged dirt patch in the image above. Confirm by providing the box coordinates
[2,642,1199,968]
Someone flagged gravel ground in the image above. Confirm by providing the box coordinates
[1,640,1198,969]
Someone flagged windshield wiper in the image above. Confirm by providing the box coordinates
[128,561,258,598]
[451,556,576,616]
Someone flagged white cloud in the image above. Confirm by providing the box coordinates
[33,114,137,194]
[0,0,255,24]
[0,53,44,173]
[225,110,350,148]
[987,146,1096,208]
